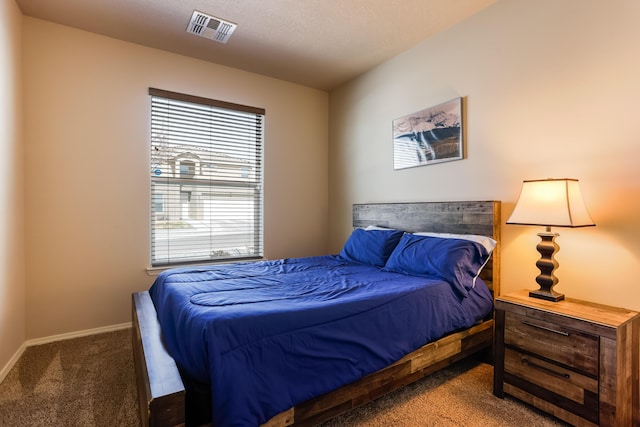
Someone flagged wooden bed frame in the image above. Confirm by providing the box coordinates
[132,200,501,427]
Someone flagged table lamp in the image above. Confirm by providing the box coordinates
[507,178,595,301]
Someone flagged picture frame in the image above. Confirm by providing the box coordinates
[393,97,463,170]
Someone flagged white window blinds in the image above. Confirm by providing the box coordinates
[149,88,264,267]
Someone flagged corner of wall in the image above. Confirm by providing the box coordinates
[0,0,27,372]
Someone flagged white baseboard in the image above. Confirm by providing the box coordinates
[0,322,132,384]
[0,341,27,384]
[25,322,132,347]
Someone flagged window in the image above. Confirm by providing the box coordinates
[149,88,264,267]
[179,160,196,177]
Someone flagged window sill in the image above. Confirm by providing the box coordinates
[145,257,264,276]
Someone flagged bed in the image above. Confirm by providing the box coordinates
[132,200,501,427]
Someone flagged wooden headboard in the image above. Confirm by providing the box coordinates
[352,201,501,298]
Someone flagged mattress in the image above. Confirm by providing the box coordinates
[149,255,493,426]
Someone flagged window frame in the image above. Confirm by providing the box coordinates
[148,88,265,268]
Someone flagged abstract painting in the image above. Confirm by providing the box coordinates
[393,98,463,170]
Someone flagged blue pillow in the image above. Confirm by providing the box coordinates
[383,233,490,298]
[339,228,404,267]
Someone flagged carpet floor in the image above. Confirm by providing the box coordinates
[0,328,567,426]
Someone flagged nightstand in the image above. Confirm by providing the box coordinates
[493,290,640,427]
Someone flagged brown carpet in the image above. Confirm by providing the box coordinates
[320,357,567,427]
[0,329,140,427]
[0,328,567,426]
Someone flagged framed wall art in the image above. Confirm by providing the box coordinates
[393,97,463,170]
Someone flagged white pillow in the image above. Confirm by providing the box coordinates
[367,228,496,253]
[364,225,395,231]
[412,231,496,254]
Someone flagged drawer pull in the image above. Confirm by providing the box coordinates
[522,320,569,336]
[521,357,570,380]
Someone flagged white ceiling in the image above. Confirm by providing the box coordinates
[15,0,498,91]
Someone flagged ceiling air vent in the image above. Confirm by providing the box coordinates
[186,10,237,44]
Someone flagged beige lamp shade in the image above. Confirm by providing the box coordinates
[507,178,595,228]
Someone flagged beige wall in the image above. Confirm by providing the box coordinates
[9,0,640,351]
[22,18,329,339]
[329,0,640,311]
[0,0,25,372]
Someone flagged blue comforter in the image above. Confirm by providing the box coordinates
[149,255,493,426]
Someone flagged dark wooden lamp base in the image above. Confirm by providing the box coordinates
[529,231,565,302]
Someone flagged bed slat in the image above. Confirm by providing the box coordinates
[132,291,186,427]
[353,201,496,235]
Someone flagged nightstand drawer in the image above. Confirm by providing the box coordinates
[504,347,599,423]
[504,311,598,376]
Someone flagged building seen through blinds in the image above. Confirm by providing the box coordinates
[149,88,264,266]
